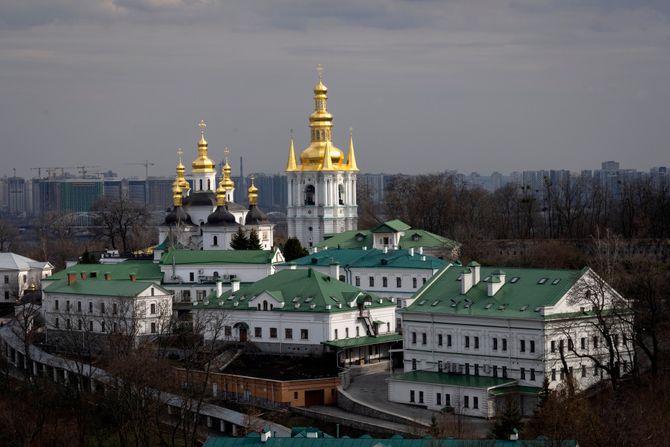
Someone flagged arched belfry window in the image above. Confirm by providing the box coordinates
[338,184,345,205]
[213,235,218,246]
[304,185,315,206]
[199,179,203,191]
[263,300,268,311]
[207,179,211,190]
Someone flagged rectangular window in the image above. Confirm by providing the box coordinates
[382,277,388,288]
[412,359,417,371]
[581,337,586,350]
[465,363,470,375]
[294,391,299,400]
[88,302,93,313]
[520,340,526,353]
[4,291,9,300]
[55,300,59,311]
[551,340,556,353]
[419,391,424,404]
[300,329,309,340]
[410,390,415,403]
[438,360,443,372]
[445,394,451,406]
[423,278,426,284]
[473,396,479,409]
[520,367,526,380]
[530,340,535,353]
[474,337,479,349]
[502,338,507,351]
[334,329,339,339]
[551,368,556,381]
[356,327,360,337]
[254,327,262,338]
[150,303,156,315]
[474,364,479,376]
[438,334,443,346]
[412,332,417,344]
[3,275,7,284]
[101,321,106,332]
[530,368,536,381]
[493,337,498,350]
[66,300,70,311]
[422,333,427,345]
[113,303,118,315]
[581,365,587,377]
[613,334,619,346]
[493,366,498,378]
[502,366,507,378]
[100,303,105,314]
[396,277,402,288]
[369,277,374,287]
[189,272,195,282]
[151,322,157,334]
[436,393,441,406]
[355,276,360,287]
[285,328,293,339]
[89,321,94,332]
[225,325,232,336]
[464,396,469,408]
[270,328,277,338]
[465,336,470,348]
[55,317,59,328]
[593,336,599,349]
[78,320,82,330]
[447,334,452,347]
[568,339,574,350]
[412,277,417,288]
[77,301,82,312]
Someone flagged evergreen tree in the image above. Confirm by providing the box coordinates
[247,229,262,250]
[490,398,523,439]
[282,237,308,261]
[230,227,249,250]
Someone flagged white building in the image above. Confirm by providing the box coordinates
[277,247,448,309]
[388,262,632,418]
[286,72,358,248]
[0,252,53,302]
[193,268,400,365]
[42,270,172,348]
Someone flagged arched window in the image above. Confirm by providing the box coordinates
[199,179,203,190]
[207,179,211,190]
[304,185,315,205]
[263,300,268,311]
[213,235,218,246]
[338,184,345,205]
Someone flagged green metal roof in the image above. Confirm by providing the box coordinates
[321,333,402,349]
[197,268,395,314]
[284,248,447,270]
[403,264,588,320]
[317,222,460,251]
[46,261,163,282]
[371,219,412,233]
[160,249,276,266]
[392,370,516,389]
[44,277,167,298]
[203,434,576,446]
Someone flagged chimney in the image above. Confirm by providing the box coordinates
[67,273,76,285]
[260,427,272,443]
[80,272,87,280]
[312,247,318,254]
[418,246,424,255]
[460,268,473,294]
[487,270,506,297]
[104,272,111,281]
[421,255,426,261]
[129,273,137,282]
[468,261,481,285]
[329,261,340,280]
[409,247,414,256]
[231,279,240,292]
[216,280,223,297]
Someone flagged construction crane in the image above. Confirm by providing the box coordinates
[127,160,155,180]
[75,165,101,177]
[30,166,71,179]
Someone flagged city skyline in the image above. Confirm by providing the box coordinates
[2,1,669,179]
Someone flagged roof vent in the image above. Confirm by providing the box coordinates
[418,300,427,306]
[510,277,519,284]
[431,300,439,306]
[551,278,561,285]
[310,304,316,309]
[520,305,529,311]
[485,303,493,309]
[294,303,300,308]
[498,304,506,311]
[537,278,548,284]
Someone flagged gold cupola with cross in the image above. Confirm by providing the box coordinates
[192,119,216,174]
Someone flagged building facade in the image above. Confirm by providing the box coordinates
[0,253,53,302]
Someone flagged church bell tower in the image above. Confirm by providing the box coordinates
[286,66,359,248]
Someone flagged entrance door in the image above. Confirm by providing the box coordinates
[304,389,325,406]
[239,326,248,342]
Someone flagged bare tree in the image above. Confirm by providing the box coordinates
[0,219,18,251]
[92,196,151,253]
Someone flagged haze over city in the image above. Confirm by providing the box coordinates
[1,0,669,178]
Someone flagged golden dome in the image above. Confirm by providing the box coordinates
[248,178,258,206]
[172,180,183,207]
[221,155,235,190]
[216,180,227,206]
[192,120,216,173]
[175,149,191,191]
[300,141,344,167]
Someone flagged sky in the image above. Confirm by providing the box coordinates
[1,0,669,179]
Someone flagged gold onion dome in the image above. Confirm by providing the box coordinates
[248,179,258,206]
[171,180,183,207]
[216,180,227,207]
[192,120,216,173]
[222,153,235,190]
[299,67,344,169]
[176,148,190,191]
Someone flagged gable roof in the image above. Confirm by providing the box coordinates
[403,263,587,320]
[44,278,168,298]
[0,252,52,271]
[160,250,277,266]
[318,222,460,251]
[46,261,163,282]
[285,248,447,270]
[197,268,395,313]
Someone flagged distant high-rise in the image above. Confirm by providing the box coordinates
[602,161,620,172]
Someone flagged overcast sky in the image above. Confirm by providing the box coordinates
[1,0,669,179]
